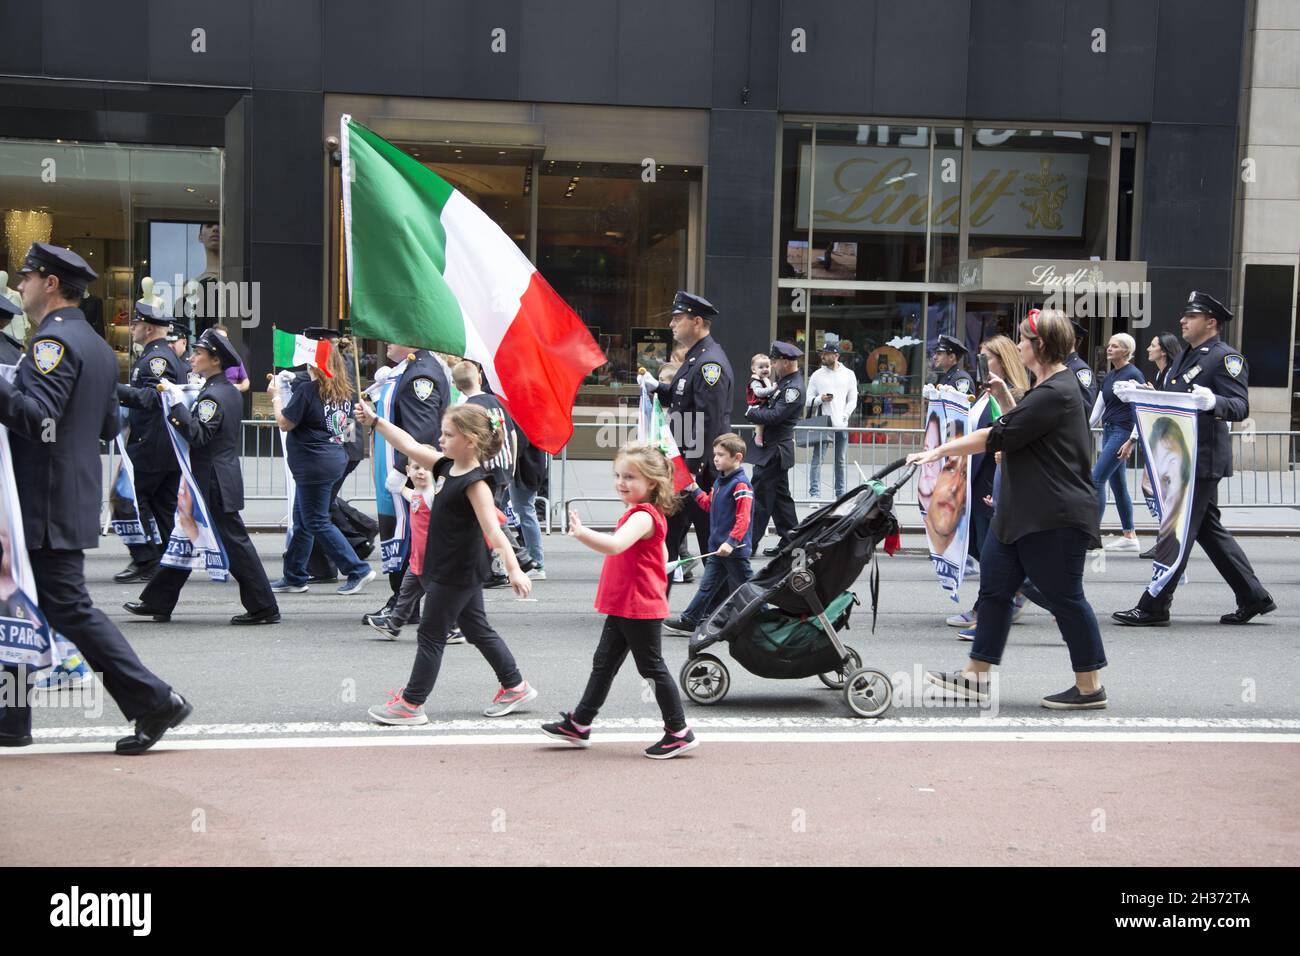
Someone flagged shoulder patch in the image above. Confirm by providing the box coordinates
[1224,354,1243,378]
[956,378,971,394]
[196,398,218,423]
[32,339,64,375]
[701,362,722,387]
[1076,369,1093,389]
[411,377,435,401]
[784,386,801,404]
[149,356,169,378]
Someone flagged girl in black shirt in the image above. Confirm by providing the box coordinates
[355,401,537,725]
[908,310,1107,710]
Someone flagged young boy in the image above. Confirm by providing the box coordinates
[663,433,754,634]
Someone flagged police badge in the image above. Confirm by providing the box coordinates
[149,356,169,378]
[956,379,971,394]
[784,387,800,404]
[412,377,434,401]
[1224,355,1243,378]
[196,398,218,423]
[1077,369,1093,389]
[701,362,722,387]
[33,339,64,375]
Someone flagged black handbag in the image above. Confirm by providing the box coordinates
[795,414,833,447]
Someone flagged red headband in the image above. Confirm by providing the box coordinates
[1026,308,1040,335]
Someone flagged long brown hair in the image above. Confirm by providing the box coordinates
[979,335,1030,400]
[313,342,353,404]
[615,442,682,516]
[444,404,503,463]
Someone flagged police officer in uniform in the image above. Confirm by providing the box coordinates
[746,340,804,555]
[113,301,188,583]
[0,295,23,363]
[637,292,733,569]
[367,342,452,618]
[0,242,189,753]
[930,334,975,397]
[168,321,191,369]
[1064,316,1099,409]
[125,329,281,625]
[1113,292,1274,627]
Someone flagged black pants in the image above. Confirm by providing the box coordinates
[1138,480,1269,614]
[403,579,522,706]
[307,457,360,578]
[750,459,797,546]
[666,463,712,563]
[131,467,180,565]
[141,507,277,614]
[1,550,172,736]
[575,615,685,731]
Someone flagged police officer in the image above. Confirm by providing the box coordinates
[113,300,188,583]
[0,295,23,363]
[0,242,189,753]
[930,334,975,397]
[167,322,191,369]
[125,329,281,625]
[1113,292,1274,627]
[637,291,733,568]
[1064,316,1099,409]
[746,340,804,555]
[367,342,452,618]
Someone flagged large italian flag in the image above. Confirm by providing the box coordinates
[340,115,606,453]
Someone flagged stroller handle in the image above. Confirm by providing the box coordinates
[870,456,918,495]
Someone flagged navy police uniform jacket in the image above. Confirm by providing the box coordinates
[0,307,121,550]
[1066,353,1098,410]
[1163,335,1249,480]
[935,365,975,397]
[0,330,22,365]
[165,374,245,512]
[117,338,187,472]
[745,371,804,470]
[652,335,733,474]
[392,350,451,470]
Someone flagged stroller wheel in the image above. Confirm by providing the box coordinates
[679,654,730,705]
[817,647,862,690]
[844,667,893,718]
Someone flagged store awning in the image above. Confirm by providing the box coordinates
[957,258,1147,295]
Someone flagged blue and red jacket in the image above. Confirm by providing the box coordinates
[692,467,754,558]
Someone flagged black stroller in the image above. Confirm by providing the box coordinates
[678,458,915,718]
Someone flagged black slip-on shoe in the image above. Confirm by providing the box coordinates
[1111,607,1170,627]
[122,601,171,623]
[113,561,158,584]
[1042,685,1108,710]
[0,732,33,748]
[1221,595,1277,625]
[231,607,281,625]
[115,692,192,755]
[662,617,697,635]
[924,670,992,703]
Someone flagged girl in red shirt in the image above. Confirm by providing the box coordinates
[542,442,699,759]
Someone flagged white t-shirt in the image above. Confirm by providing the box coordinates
[806,364,859,428]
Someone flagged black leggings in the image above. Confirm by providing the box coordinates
[402,579,522,706]
[575,616,685,731]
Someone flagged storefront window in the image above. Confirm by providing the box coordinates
[966,128,1110,261]
[0,139,222,378]
[929,127,962,281]
[1116,131,1138,262]
[778,122,814,280]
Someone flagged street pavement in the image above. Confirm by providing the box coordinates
[3,531,1297,865]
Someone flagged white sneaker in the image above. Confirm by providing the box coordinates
[527,567,546,580]
[1104,536,1140,552]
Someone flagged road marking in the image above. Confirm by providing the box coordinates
[5,731,1300,756]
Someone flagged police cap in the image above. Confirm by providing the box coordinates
[933,334,968,358]
[0,296,20,320]
[132,300,171,326]
[671,291,718,320]
[194,328,242,369]
[166,321,189,343]
[302,326,343,341]
[770,340,804,361]
[16,242,97,297]
[1183,291,1232,324]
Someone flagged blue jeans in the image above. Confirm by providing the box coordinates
[808,429,849,498]
[282,480,370,585]
[972,528,1106,672]
[509,481,545,568]
[681,554,753,626]
[1093,423,1134,531]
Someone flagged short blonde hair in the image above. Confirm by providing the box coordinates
[451,360,481,393]
[1110,333,1136,362]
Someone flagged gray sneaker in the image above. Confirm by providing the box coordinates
[483,681,537,717]
[337,569,377,595]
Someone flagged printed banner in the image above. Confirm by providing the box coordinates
[273,371,298,550]
[159,385,230,580]
[111,434,161,546]
[367,373,408,573]
[1129,389,1199,598]
[0,364,56,668]
[918,385,974,601]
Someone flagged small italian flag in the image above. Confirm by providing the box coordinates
[273,328,333,377]
[639,392,694,492]
[340,115,606,454]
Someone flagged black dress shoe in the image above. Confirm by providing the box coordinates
[1111,607,1170,627]
[231,607,281,625]
[114,561,158,584]
[1221,595,1277,625]
[0,732,33,747]
[122,601,171,623]
[762,546,782,557]
[115,692,192,755]
[1139,546,1158,560]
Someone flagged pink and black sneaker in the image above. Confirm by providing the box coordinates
[644,727,699,760]
[540,712,591,748]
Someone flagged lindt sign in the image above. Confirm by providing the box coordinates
[1028,264,1093,289]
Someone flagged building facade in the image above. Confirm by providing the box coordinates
[1,0,1289,431]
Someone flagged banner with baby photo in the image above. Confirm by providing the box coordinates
[111,434,161,546]
[918,385,973,601]
[0,365,56,668]
[159,386,230,581]
[1127,389,1199,598]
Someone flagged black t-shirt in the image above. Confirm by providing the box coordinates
[986,369,1101,548]
[282,379,351,485]
[465,393,515,489]
[422,458,496,588]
